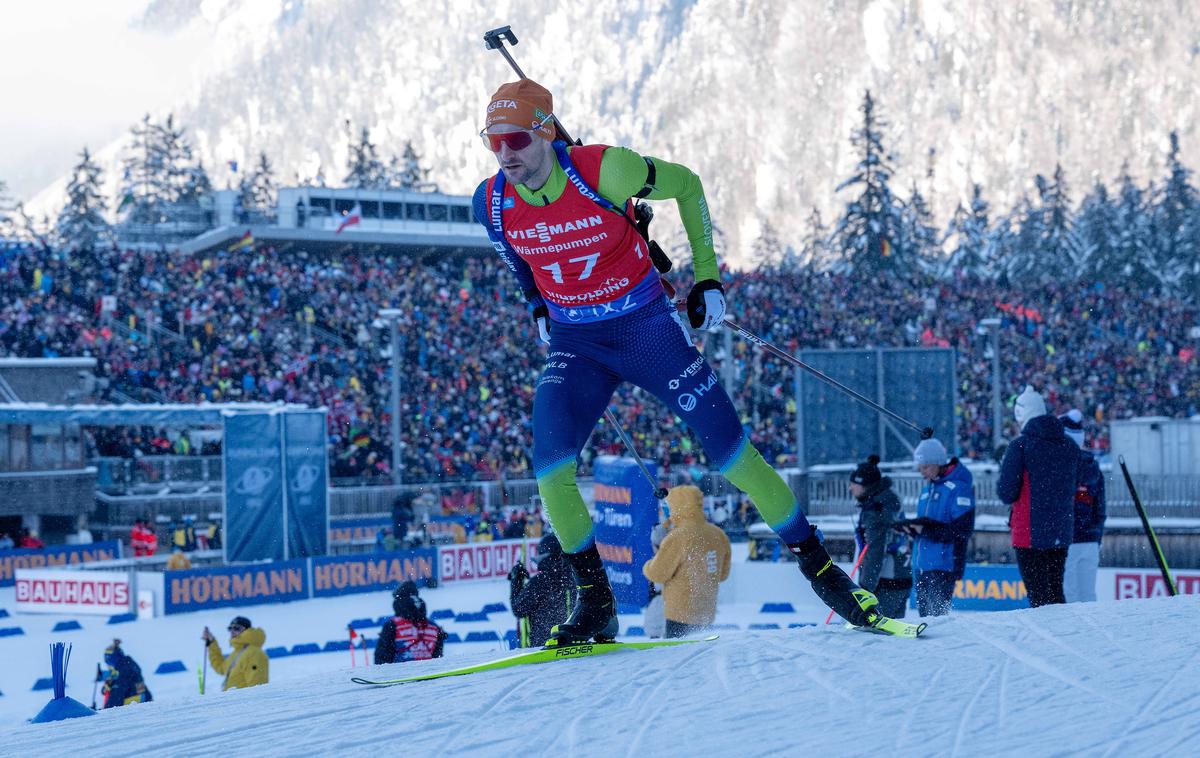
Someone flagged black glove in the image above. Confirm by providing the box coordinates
[686,279,727,331]
[525,292,550,345]
[507,561,528,584]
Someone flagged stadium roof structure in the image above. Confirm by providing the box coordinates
[177,186,491,257]
[177,223,492,257]
[0,402,319,426]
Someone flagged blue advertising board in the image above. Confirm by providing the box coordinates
[908,564,1029,612]
[165,559,309,614]
[0,541,123,587]
[591,455,657,612]
[284,410,329,558]
[224,412,285,563]
[311,549,438,598]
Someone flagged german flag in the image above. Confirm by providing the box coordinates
[227,230,255,253]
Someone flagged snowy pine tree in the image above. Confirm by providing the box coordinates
[833,91,904,273]
[1074,180,1119,284]
[750,218,786,267]
[240,152,278,221]
[117,114,166,224]
[943,184,994,277]
[0,179,12,236]
[898,181,940,272]
[1152,131,1199,296]
[798,207,829,268]
[390,141,435,191]
[55,147,112,251]
[344,123,387,189]
[1112,167,1161,289]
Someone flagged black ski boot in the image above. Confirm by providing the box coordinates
[789,533,880,627]
[548,545,619,646]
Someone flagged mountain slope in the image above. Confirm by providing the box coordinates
[5,595,1199,756]
[27,0,1200,265]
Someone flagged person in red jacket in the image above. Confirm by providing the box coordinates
[19,528,45,549]
[130,518,158,557]
[374,582,446,664]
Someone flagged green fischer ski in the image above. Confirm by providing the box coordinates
[846,615,927,639]
[350,635,718,687]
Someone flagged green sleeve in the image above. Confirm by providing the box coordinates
[597,146,719,282]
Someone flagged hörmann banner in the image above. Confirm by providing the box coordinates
[0,541,123,587]
[311,549,437,597]
[15,568,132,615]
[592,455,657,612]
[165,559,308,614]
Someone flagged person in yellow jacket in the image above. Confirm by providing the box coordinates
[642,486,732,638]
[202,616,268,691]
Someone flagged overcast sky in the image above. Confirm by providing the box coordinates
[0,1,207,202]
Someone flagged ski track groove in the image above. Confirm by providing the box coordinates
[437,675,528,755]
[622,644,714,757]
[961,621,1106,699]
[894,660,947,751]
[1101,643,1200,758]
[950,658,999,756]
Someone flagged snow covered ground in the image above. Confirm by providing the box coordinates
[2,556,1199,756]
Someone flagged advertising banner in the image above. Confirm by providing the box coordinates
[224,412,285,563]
[591,455,657,612]
[438,538,538,583]
[284,410,329,558]
[329,517,390,546]
[950,564,1028,611]
[15,568,132,615]
[311,549,437,597]
[164,559,308,615]
[1112,570,1200,599]
[0,541,123,587]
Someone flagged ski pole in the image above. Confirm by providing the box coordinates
[824,543,868,625]
[92,662,101,710]
[517,540,531,648]
[722,315,934,440]
[1118,456,1176,596]
[199,642,207,695]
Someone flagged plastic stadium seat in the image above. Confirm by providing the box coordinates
[265,646,291,659]
[52,620,82,632]
[289,643,321,656]
[711,623,741,630]
[481,602,508,614]
[107,613,137,625]
[788,622,816,629]
[363,637,377,649]
[624,627,646,637]
[348,618,376,630]
[503,630,520,649]
[454,612,488,623]
[0,627,24,637]
[759,602,796,613]
[748,623,781,630]
[154,660,186,674]
[442,633,462,644]
[323,640,351,652]
[0,608,9,617]
[429,609,455,620]
[464,630,501,643]
[32,678,54,691]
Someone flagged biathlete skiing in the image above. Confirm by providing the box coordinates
[473,78,886,645]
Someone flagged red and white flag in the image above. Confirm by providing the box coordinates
[336,203,362,234]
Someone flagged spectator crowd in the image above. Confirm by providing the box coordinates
[1,241,1196,484]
